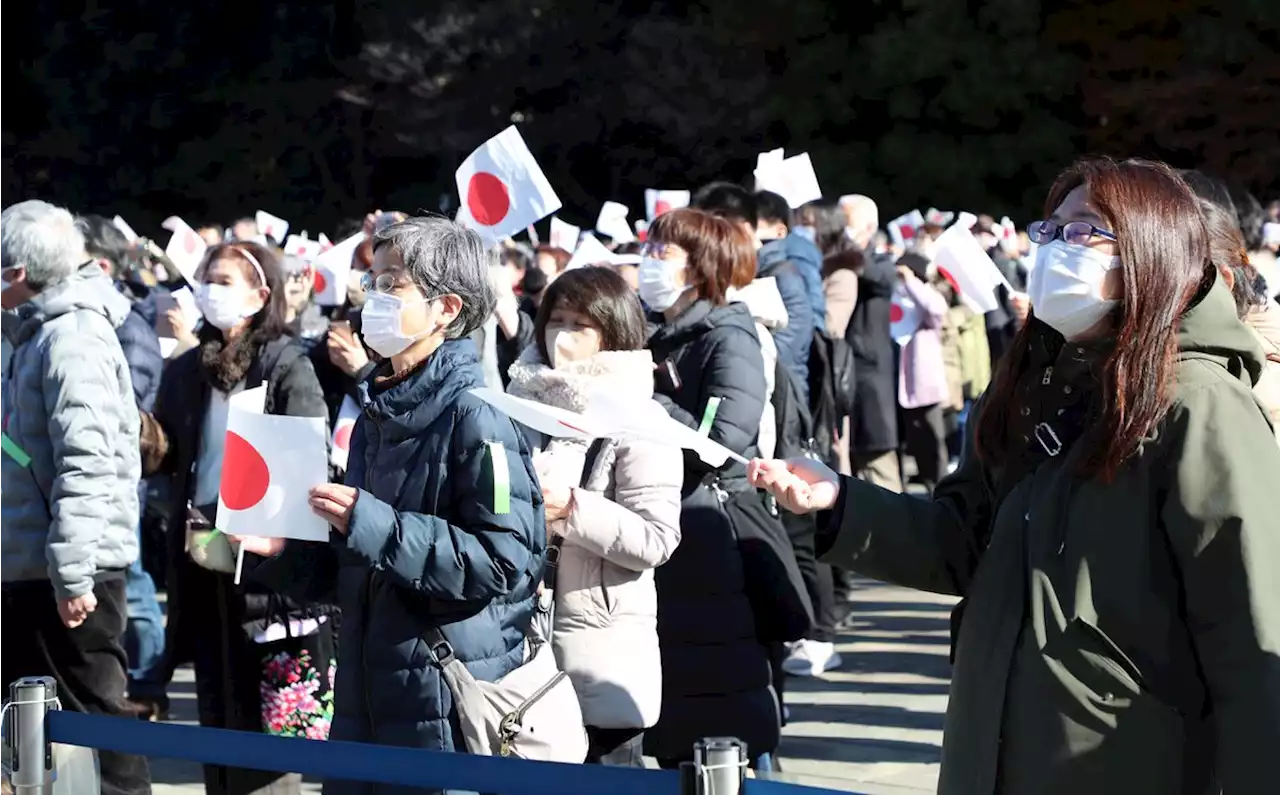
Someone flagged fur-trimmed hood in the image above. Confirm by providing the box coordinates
[506,345,654,412]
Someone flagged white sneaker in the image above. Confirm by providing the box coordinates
[781,639,842,677]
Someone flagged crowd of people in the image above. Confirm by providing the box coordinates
[2,156,1279,795]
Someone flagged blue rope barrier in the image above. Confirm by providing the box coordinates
[45,712,852,794]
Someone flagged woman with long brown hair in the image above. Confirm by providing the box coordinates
[748,157,1280,793]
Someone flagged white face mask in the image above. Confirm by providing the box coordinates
[359,291,435,358]
[197,283,261,331]
[545,327,599,368]
[638,256,688,312]
[1027,240,1121,340]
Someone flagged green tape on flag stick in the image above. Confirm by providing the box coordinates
[486,441,511,515]
[195,528,222,549]
[697,397,722,436]
[2,433,31,467]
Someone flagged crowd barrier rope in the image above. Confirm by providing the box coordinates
[6,677,857,795]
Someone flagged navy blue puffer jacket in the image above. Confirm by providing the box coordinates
[255,338,545,795]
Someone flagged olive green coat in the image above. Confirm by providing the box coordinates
[823,278,1280,794]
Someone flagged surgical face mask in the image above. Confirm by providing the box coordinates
[358,291,435,358]
[545,326,600,368]
[792,225,816,243]
[638,256,688,312]
[197,283,260,331]
[1027,240,1121,340]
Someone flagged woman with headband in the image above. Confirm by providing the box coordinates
[138,241,329,795]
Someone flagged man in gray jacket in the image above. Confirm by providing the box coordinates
[1,199,150,795]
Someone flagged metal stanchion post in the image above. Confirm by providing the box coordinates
[688,737,747,795]
[6,677,57,794]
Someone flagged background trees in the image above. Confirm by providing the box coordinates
[3,0,1276,235]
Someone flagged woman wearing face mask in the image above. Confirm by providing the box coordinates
[238,217,545,789]
[505,266,682,766]
[749,158,1280,794]
[637,208,784,770]
[137,241,328,795]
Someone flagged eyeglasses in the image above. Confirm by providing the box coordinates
[360,271,415,294]
[1028,220,1117,247]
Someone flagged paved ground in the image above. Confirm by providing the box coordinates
[150,577,954,794]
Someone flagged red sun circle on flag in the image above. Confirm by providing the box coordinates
[220,431,270,511]
[466,172,511,226]
[334,422,354,451]
[889,303,905,323]
[183,232,200,255]
[654,200,672,217]
[313,271,328,295]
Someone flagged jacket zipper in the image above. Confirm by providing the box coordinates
[498,669,569,756]
[361,416,381,740]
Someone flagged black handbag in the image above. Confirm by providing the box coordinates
[719,484,814,643]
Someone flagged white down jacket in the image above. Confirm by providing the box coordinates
[507,347,683,729]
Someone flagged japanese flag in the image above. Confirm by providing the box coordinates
[330,396,360,471]
[890,286,924,345]
[549,217,580,253]
[319,233,334,250]
[454,126,561,245]
[925,208,955,227]
[634,220,650,242]
[753,152,823,208]
[888,210,926,249]
[256,210,289,245]
[644,190,690,222]
[163,217,207,285]
[596,201,635,243]
[933,223,1011,314]
[284,235,323,264]
[564,235,614,271]
[1000,216,1017,242]
[312,232,363,307]
[216,386,329,542]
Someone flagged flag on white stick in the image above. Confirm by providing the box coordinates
[284,235,324,264]
[933,223,1011,314]
[925,208,955,227]
[112,216,139,243]
[887,209,926,249]
[596,201,635,243]
[312,232,363,307]
[256,210,289,245]
[645,190,690,221]
[564,235,615,271]
[215,386,329,543]
[164,218,207,285]
[754,153,823,208]
[318,233,334,250]
[549,217,581,252]
[330,396,360,470]
[455,126,561,245]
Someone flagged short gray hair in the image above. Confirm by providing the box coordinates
[1,200,86,289]
[373,216,497,339]
[838,194,879,231]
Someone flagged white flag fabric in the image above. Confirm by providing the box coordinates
[933,224,1010,314]
[888,209,926,249]
[455,126,561,245]
[755,148,785,172]
[112,216,139,243]
[161,216,183,233]
[330,396,361,470]
[163,218,207,285]
[890,285,924,345]
[999,216,1017,242]
[953,212,978,231]
[319,233,334,249]
[925,208,955,227]
[753,153,823,208]
[255,210,289,244]
[596,201,636,243]
[564,235,615,271]
[284,235,323,264]
[215,386,329,541]
[644,190,691,222]
[312,232,363,307]
[549,217,581,253]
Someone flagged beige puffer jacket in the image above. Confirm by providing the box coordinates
[1245,301,1280,445]
[507,347,684,729]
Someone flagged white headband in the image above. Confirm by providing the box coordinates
[229,245,268,287]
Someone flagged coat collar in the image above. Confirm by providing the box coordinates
[359,337,484,439]
[506,345,654,413]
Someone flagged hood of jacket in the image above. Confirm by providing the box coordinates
[728,277,789,330]
[14,263,132,345]
[507,345,654,412]
[756,237,790,277]
[358,337,485,442]
[1176,273,1266,388]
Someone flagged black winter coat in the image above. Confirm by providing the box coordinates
[846,248,899,454]
[643,300,781,760]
